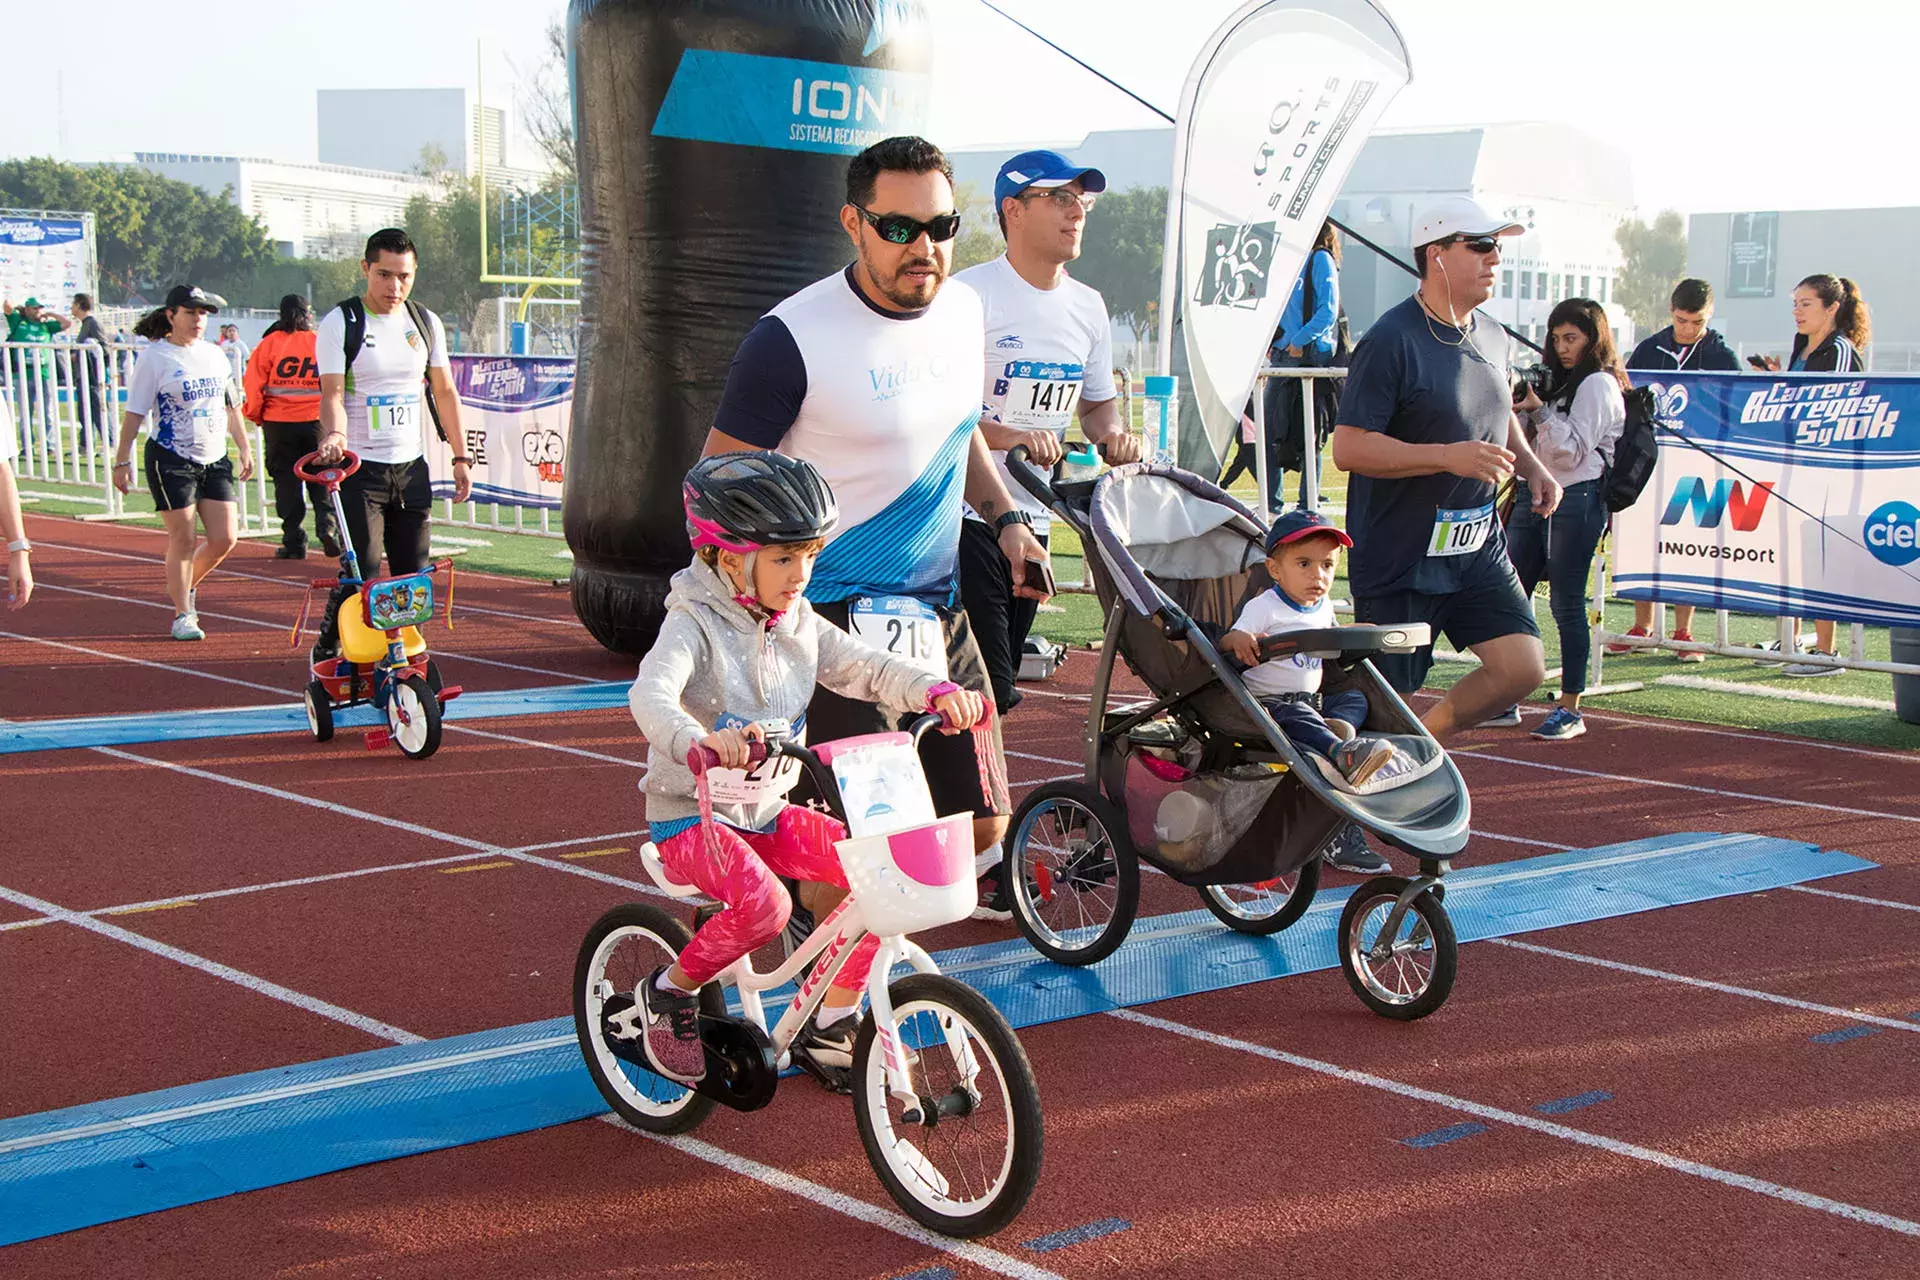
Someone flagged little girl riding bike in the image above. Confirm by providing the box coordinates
[627,452,985,1086]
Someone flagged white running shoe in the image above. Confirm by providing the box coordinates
[170,613,205,641]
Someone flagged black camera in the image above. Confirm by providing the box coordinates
[1511,363,1555,406]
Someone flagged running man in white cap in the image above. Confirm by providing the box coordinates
[1332,196,1560,749]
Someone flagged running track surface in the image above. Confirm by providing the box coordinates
[4,515,1918,1279]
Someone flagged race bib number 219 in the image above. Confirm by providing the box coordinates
[848,595,948,680]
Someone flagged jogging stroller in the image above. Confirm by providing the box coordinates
[1001,450,1471,1019]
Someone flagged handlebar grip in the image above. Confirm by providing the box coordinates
[292,449,361,484]
[686,741,771,773]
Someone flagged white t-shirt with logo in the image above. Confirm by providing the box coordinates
[315,303,450,465]
[1230,587,1336,697]
[124,339,239,464]
[954,255,1117,532]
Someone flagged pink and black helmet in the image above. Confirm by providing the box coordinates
[684,451,838,554]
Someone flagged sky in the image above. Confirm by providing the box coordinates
[2,0,1916,217]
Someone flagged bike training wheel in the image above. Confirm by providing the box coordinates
[1197,856,1320,936]
[304,679,334,743]
[388,673,442,759]
[574,902,724,1135]
[1337,875,1457,1021]
[852,973,1043,1238]
[1006,782,1139,966]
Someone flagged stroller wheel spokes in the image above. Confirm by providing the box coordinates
[1007,783,1139,967]
[1197,856,1321,936]
[1337,876,1458,1021]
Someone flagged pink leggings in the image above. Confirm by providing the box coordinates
[655,805,879,991]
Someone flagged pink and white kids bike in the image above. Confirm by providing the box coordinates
[572,714,1043,1238]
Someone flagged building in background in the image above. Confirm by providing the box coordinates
[317,89,551,190]
[132,154,440,259]
[1687,207,1920,370]
[953,121,1637,356]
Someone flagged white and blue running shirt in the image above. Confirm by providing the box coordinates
[713,266,985,605]
[1231,586,1336,697]
[124,339,239,464]
[954,255,1115,532]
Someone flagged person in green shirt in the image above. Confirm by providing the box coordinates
[3,297,67,450]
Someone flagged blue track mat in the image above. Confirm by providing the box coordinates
[0,832,1873,1243]
[0,682,633,754]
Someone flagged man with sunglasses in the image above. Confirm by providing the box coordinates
[704,135,1046,949]
[1328,197,1560,864]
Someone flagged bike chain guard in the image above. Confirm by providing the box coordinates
[689,1013,780,1112]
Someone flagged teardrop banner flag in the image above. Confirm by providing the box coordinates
[1155,0,1411,476]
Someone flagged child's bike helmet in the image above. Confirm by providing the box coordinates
[684,451,839,553]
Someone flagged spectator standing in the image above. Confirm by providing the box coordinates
[1263,220,1347,512]
[244,294,340,560]
[70,293,111,453]
[4,297,67,449]
[1753,274,1871,677]
[1619,278,1741,660]
[1504,299,1627,740]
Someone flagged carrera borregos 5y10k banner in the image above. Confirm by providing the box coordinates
[565,0,934,656]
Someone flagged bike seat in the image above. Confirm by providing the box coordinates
[639,842,701,898]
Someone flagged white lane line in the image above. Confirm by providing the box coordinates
[1784,884,1920,913]
[0,629,292,697]
[31,537,581,629]
[1108,1007,1920,1240]
[0,829,653,934]
[1486,938,1920,1034]
[0,880,423,1046]
[446,722,643,767]
[625,1122,1068,1280]
[24,579,600,685]
[1464,752,1920,826]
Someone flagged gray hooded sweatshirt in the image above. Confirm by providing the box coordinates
[629,557,945,833]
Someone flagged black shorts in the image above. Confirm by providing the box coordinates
[145,441,237,510]
[1353,551,1539,694]
[804,599,1010,819]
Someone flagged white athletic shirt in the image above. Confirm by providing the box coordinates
[124,339,238,464]
[0,395,16,459]
[954,255,1116,533]
[712,266,985,604]
[315,303,449,465]
[1230,586,1336,697]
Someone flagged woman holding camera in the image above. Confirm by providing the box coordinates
[1502,298,1626,740]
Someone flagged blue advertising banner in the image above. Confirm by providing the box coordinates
[0,215,91,308]
[1613,371,1920,628]
[428,356,575,509]
[650,49,930,156]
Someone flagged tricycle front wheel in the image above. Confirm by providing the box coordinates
[388,673,443,759]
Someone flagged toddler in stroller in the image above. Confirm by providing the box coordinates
[1218,509,1419,791]
[998,450,1471,1020]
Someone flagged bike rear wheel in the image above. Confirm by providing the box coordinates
[574,903,723,1134]
[852,974,1043,1238]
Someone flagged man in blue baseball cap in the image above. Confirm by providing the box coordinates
[957,147,1145,918]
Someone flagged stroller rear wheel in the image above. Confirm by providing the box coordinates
[1006,782,1138,966]
[1197,857,1320,935]
[1337,875,1456,1020]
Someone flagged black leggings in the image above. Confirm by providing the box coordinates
[957,517,1042,715]
[338,457,432,580]
[262,420,338,551]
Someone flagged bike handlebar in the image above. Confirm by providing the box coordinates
[684,711,953,775]
[292,449,361,486]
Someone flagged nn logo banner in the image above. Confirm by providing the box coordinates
[1660,477,1775,531]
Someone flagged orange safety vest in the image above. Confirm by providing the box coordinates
[243,329,322,424]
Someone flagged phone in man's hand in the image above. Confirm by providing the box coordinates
[1024,555,1056,597]
[1746,354,1770,370]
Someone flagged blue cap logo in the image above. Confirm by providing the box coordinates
[993,149,1108,209]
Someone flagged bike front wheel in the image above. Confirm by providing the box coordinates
[852,974,1042,1238]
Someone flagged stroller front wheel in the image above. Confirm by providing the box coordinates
[1197,856,1321,935]
[1337,875,1457,1020]
[1006,782,1139,966]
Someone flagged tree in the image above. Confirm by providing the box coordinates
[1070,186,1167,351]
[0,158,275,302]
[517,18,576,185]
[950,182,1003,273]
[1614,211,1688,334]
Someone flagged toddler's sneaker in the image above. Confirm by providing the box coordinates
[1324,717,1359,743]
[1531,707,1586,740]
[1329,737,1394,787]
[1671,628,1707,663]
[791,1013,859,1093]
[637,967,705,1084]
[170,612,205,642]
[1606,624,1649,655]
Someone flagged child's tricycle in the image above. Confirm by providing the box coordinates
[291,449,461,760]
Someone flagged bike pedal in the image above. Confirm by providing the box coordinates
[792,1055,853,1096]
[363,729,391,751]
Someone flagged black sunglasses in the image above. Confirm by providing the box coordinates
[854,206,961,245]
[1448,235,1501,255]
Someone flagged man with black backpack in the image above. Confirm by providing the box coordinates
[310,227,470,660]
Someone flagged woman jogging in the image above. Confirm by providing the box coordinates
[112,285,256,640]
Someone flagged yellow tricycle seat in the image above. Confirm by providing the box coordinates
[339,593,428,665]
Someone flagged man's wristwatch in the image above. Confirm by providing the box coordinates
[6,538,29,554]
[993,509,1033,534]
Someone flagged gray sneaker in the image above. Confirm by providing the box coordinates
[1781,650,1844,678]
[637,967,705,1084]
[1477,705,1523,728]
[1323,825,1392,875]
[1329,737,1394,787]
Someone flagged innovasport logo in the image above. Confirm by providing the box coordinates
[1865,499,1920,567]
[1659,477,1775,531]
